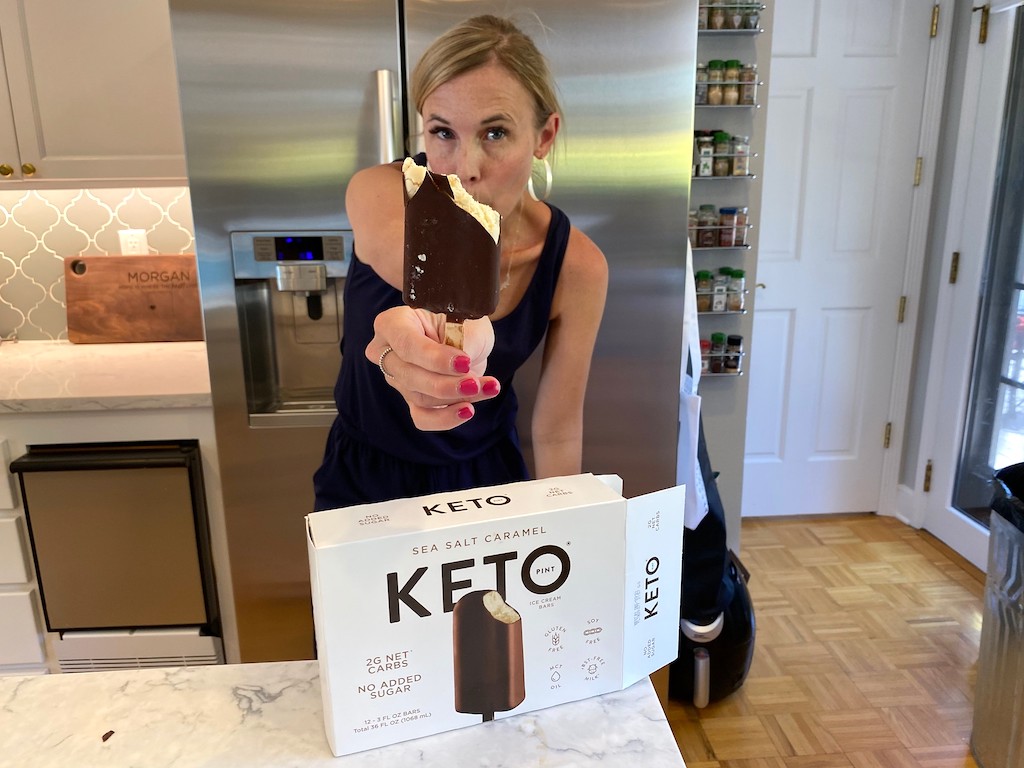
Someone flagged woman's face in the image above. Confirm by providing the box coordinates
[421,62,557,219]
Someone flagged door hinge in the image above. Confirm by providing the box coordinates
[914,157,924,186]
[898,295,908,323]
[884,422,892,449]
[930,5,940,37]
[924,460,933,492]
[949,251,960,284]
[973,4,990,44]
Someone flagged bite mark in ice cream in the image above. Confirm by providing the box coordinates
[402,158,502,349]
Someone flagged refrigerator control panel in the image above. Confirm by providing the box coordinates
[231,230,350,279]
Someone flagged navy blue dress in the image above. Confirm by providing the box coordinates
[312,197,570,511]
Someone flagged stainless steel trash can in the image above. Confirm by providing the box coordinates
[971,468,1024,768]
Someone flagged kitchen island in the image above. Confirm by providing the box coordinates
[0,660,686,767]
[0,340,236,671]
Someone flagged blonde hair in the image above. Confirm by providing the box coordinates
[411,15,561,135]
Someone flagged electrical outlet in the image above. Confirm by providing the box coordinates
[118,229,149,255]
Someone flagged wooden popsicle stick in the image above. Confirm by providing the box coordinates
[444,321,465,350]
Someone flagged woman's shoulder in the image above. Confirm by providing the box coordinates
[345,161,405,286]
[562,219,608,287]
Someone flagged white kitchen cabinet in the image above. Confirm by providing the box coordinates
[0,0,186,186]
[0,590,45,665]
[0,518,29,583]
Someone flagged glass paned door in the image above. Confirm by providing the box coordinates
[953,10,1024,525]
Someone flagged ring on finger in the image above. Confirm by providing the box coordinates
[378,346,395,379]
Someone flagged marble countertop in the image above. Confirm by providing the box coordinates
[0,661,685,767]
[0,340,211,412]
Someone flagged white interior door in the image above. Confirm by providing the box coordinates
[743,0,935,516]
[913,7,1019,570]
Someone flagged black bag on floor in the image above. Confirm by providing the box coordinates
[668,416,755,706]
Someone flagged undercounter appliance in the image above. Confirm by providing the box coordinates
[169,0,696,662]
[11,441,222,671]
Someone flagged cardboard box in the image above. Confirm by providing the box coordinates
[306,473,684,757]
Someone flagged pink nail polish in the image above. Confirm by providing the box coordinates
[457,406,473,420]
[482,380,500,397]
[453,355,471,374]
[458,378,479,396]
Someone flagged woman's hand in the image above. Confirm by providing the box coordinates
[366,306,500,431]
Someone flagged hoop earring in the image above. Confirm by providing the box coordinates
[527,156,553,202]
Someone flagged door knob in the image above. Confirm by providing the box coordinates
[0,163,12,177]
[21,162,35,176]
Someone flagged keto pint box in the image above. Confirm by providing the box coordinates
[305,473,684,757]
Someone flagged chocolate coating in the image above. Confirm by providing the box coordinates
[403,171,501,323]
[452,590,525,719]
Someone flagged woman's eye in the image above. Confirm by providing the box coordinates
[485,127,507,141]
[428,127,454,140]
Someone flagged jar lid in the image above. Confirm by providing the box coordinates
[700,339,712,350]
[699,203,717,212]
[725,59,742,68]
[719,207,738,214]
[731,269,745,278]
[714,131,732,142]
[696,270,713,279]
[708,59,726,68]
[718,266,733,274]
[727,334,743,345]
[711,332,727,342]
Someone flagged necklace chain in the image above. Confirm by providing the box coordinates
[500,202,525,291]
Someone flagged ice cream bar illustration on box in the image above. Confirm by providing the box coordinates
[452,590,525,721]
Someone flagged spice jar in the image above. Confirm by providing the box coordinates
[696,133,715,176]
[700,340,711,372]
[724,60,741,83]
[688,209,698,247]
[718,207,738,248]
[698,205,718,248]
[725,334,743,371]
[744,6,760,29]
[739,64,757,105]
[710,332,726,372]
[734,207,749,245]
[712,267,730,311]
[709,3,726,29]
[695,62,708,105]
[697,4,709,29]
[714,131,732,174]
[728,7,744,29]
[695,269,713,312]
[728,269,745,311]
[696,269,714,292]
[731,135,750,175]
[723,81,739,106]
[706,60,725,105]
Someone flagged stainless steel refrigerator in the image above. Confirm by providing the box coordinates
[169,0,696,663]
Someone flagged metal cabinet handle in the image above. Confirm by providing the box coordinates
[0,163,12,177]
[21,162,35,176]
[375,70,402,166]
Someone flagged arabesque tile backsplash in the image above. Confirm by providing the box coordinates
[0,188,195,340]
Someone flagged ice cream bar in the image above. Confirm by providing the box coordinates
[452,589,525,722]
[403,158,501,349]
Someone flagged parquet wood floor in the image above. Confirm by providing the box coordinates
[652,513,985,768]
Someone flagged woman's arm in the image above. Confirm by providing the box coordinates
[531,227,609,478]
[348,163,500,429]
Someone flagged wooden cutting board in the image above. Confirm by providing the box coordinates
[65,255,204,343]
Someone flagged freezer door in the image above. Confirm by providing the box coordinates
[404,1,696,495]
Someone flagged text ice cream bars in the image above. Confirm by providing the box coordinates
[452,589,526,721]
[402,158,501,349]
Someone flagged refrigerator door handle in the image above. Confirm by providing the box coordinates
[375,69,402,165]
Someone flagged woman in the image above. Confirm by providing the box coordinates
[313,15,608,510]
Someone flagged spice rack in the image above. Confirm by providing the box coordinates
[692,3,767,383]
